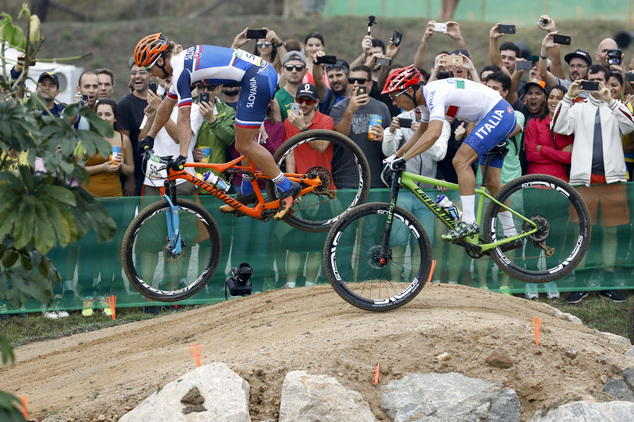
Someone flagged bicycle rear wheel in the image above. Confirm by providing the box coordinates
[121,198,221,302]
[323,202,433,311]
[483,174,591,283]
[267,129,370,232]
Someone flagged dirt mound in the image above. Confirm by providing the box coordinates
[2,283,631,421]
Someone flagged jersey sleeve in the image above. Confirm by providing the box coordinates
[170,68,193,108]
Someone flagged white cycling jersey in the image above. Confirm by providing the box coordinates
[420,78,503,124]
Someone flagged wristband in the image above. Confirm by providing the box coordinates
[275,41,284,48]
[402,152,408,162]
[540,55,548,60]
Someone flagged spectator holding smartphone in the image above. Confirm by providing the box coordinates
[552,65,634,304]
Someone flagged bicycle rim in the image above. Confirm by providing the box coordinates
[121,199,221,302]
[483,174,591,283]
[324,202,432,311]
[269,129,371,232]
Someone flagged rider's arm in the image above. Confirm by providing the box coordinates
[396,119,443,159]
[176,106,193,156]
[147,96,177,139]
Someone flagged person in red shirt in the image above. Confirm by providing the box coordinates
[281,83,334,288]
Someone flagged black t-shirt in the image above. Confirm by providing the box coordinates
[116,93,148,194]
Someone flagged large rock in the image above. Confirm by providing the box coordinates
[603,378,634,402]
[381,371,520,422]
[530,401,634,421]
[119,362,250,422]
[278,370,376,422]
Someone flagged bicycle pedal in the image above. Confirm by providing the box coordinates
[274,197,294,220]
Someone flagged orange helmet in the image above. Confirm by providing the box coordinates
[382,65,423,94]
[134,33,169,68]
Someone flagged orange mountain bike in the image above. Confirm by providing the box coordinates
[121,129,370,302]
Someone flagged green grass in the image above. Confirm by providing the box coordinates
[0,296,630,348]
[0,305,205,348]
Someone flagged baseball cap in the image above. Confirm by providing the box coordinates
[296,83,318,101]
[564,49,592,66]
[37,71,59,88]
[282,51,307,66]
[451,48,471,59]
[524,78,547,94]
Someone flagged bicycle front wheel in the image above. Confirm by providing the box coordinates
[121,198,221,302]
[268,129,370,232]
[323,202,433,312]
[483,174,591,283]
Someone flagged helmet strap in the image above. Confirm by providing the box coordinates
[404,85,420,108]
[156,54,169,78]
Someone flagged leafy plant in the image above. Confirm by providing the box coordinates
[0,4,116,420]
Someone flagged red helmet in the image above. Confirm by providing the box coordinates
[134,33,169,68]
[381,65,422,95]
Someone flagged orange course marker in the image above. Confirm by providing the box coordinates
[534,317,542,346]
[427,260,437,283]
[190,343,202,367]
[108,295,117,320]
[373,363,380,385]
[20,395,27,419]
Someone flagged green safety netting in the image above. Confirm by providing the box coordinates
[2,185,633,314]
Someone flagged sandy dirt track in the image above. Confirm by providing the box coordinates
[2,283,632,421]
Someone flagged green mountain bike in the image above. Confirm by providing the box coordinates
[323,162,592,311]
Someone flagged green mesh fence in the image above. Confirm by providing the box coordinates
[2,184,633,314]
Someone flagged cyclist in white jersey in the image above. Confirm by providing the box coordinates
[134,33,301,219]
[382,65,520,241]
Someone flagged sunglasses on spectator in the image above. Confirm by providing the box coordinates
[296,97,315,105]
[256,41,272,48]
[348,77,368,85]
[196,83,218,91]
[130,70,149,76]
[284,64,306,72]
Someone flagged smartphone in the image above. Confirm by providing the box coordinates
[607,49,622,66]
[398,118,412,128]
[392,30,403,47]
[553,34,571,45]
[80,94,88,105]
[246,28,267,39]
[149,82,157,94]
[498,24,516,34]
[445,55,463,66]
[316,55,337,64]
[540,17,549,26]
[580,81,600,91]
[290,102,300,115]
[376,57,392,66]
[199,92,210,104]
[433,23,447,32]
[516,61,533,71]
[626,73,634,82]
[357,86,367,96]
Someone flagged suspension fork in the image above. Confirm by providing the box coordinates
[163,180,183,254]
[377,169,403,265]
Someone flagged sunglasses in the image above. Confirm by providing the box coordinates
[389,89,408,100]
[256,41,272,48]
[296,97,315,105]
[348,77,368,85]
[196,83,218,91]
[285,64,305,72]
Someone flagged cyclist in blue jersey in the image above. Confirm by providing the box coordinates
[134,33,301,218]
[382,65,521,242]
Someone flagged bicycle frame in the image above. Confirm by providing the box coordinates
[393,170,539,254]
[152,153,322,220]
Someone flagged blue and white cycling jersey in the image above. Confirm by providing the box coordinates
[167,45,278,129]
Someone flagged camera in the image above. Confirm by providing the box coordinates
[225,263,253,297]
[607,49,622,66]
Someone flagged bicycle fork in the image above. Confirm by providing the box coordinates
[376,170,403,266]
[163,194,183,255]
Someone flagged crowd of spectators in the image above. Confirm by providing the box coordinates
[4,13,634,318]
